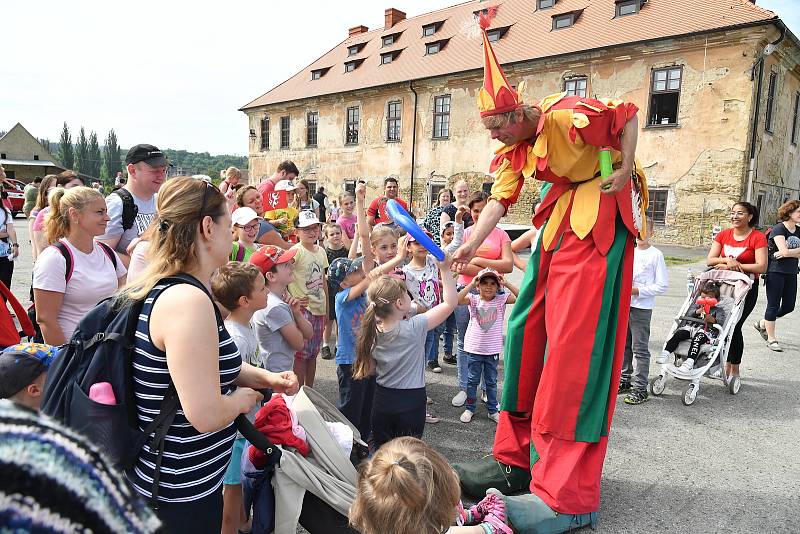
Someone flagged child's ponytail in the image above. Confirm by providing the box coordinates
[354,302,378,379]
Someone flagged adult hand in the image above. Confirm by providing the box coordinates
[725,257,742,272]
[452,240,479,271]
[600,168,631,195]
[276,371,300,395]
[232,387,263,414]
[774,250,785,260]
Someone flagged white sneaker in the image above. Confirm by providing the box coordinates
[481,390,488,404]
[425,413,440,424]
[451,390,467,407]
[460,410,474,423]
[656,349,670,364]
[488,412,500,423]
[678,358,695,373]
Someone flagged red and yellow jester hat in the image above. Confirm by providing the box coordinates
[476,7,522,117]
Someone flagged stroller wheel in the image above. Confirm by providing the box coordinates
[682,384,698,406]
[728,375,741,395]
[649,375,666,396]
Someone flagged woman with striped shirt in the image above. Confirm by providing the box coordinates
[121,177,299,533]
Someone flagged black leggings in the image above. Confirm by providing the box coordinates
[764,272,797,322]
[665,329,710,361]
[0,257,13,290]
[371,385,426,450]
[728,277,759,365]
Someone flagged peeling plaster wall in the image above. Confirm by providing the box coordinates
[244,25,797,244]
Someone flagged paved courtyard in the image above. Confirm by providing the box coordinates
[11,223,798,533]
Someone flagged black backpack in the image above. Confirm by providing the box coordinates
[111,188,139,231]
[41,273,279,502]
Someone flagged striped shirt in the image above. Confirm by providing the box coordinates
[464,293,510,355]
[128,280,242,503]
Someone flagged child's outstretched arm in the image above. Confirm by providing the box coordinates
[423,254,457,330]
[369,234,409,279]
[443,221,464,256]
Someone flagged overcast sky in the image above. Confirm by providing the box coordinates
[3,0,797,156]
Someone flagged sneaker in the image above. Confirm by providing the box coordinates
[426,412,440,424]
[624,388,649,405]
[320,346,333,360]
[617,380,632,394]
[460,410,474,423]
[426,360,442,373]
[488,412,500,423]
[678,358,695,373]
[452,390,467,407]
[443,353,457,365]
[481,389,488,404]
[656,349,670,364]
[753,321,768,341]
[767,340,783,352]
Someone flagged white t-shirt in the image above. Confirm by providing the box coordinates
[630,245,669,310]
[32,239,127,340]
[98,190,158,253]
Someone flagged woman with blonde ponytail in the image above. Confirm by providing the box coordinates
[354,252,457,449]
[32,186,126,345]
[350,437,512,534]
[120,177,299,533]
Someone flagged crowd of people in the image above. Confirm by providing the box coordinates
[0,147,798,534]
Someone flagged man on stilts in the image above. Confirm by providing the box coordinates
[453,9,648,533]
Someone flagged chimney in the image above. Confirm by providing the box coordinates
[349,25,369,37]
[385,8,406,29]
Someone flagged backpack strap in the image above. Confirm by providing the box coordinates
[234,242,246,262]
[53,241,74,283]
[96,241,118,270]
[111,188,139,231]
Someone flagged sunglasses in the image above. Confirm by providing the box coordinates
[198,181,220,220]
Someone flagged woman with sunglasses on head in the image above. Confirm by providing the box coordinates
[706,201,768,378]
[120,177,298,533]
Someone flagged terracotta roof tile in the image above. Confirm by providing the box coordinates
[240,0,776,110]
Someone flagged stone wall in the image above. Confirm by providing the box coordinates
[244,25,800,244]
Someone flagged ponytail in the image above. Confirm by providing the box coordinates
[354,303,378,379]
[44,189,70,243]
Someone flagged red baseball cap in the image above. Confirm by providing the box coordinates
[249,245,297,274]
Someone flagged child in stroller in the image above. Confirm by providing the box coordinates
[658,281,732,373]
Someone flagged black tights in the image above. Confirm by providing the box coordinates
[728,278,759,365]
[665,329,710,361]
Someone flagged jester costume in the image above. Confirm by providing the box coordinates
[455,10,647,531]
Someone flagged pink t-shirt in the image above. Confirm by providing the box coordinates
[464,293,510,355]
[33,206,50,232]
[458,226,511,286]
[336,213,357,239]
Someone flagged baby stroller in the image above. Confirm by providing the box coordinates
[649,270,753,406]
[242,386,368,534]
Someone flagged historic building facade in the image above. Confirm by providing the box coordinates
[241,0,800,244]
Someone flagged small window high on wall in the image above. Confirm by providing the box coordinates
[564,77,587,97]
[648,67,682,126]
[647,189,668,225]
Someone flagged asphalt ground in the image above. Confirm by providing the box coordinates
[11,222,798,533]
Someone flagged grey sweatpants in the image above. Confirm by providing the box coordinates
[622,307,653,391]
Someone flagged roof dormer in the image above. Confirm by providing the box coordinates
[422,20,445,37]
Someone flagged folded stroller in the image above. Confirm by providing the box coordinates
[242,386,368,534]
[649,270,753,405]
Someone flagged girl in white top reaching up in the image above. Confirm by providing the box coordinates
[32,187,127,345]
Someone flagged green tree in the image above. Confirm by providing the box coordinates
[87,131,101,179]
[57,122,74,169]
[103,129,122,180]
[75,127,88,175]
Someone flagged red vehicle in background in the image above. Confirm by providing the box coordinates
[1,179,26,218]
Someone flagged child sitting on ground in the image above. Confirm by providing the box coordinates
[457,268,518,423]
[211,261,299,534]
[322,223,350,360]
[0,343,58,411]
[660,281,731,372]
[250,246,314,374]
[230,207,263,262]
[349,436,512,534]
[353,254,457,449]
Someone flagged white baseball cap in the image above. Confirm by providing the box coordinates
[297,210,321,228]
[231,207,260,226]
[275,180,297,192]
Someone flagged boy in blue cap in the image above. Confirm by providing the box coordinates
[0,343,58,411]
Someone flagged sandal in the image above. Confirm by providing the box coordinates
[753,321,768,341]
[767,341,783,352]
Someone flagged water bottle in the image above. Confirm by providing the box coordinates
[686,268,694,296]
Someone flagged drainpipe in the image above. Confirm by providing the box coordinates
[745,23,786,202]
[409,80,418,215]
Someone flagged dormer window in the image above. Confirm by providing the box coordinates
[380,50,403,64]
[486,26,510,42]
[426,39,449,55]
[344,59,364,73]
[615,0,639,17]
[537,0,555,10]
[552,10,582,30]
[382,32,402,47]
[422,21,444,37]
[310,67,330,80]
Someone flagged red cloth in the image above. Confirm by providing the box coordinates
[249,395,310,468]
[0,282,34,347]
[257,179,276,216]
[367,196,408,225]
[714,228,767,265]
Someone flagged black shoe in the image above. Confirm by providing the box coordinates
[426,360,442,373]
[443,354,457,365]
[618,380,632,395]
[624,388,649,405]
[321,346,333,360]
